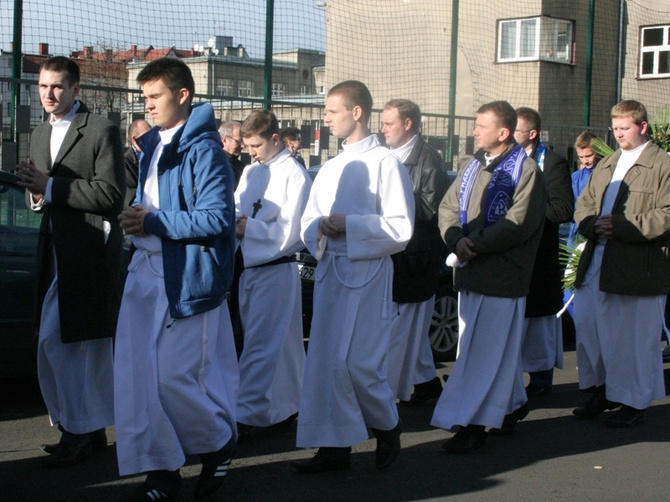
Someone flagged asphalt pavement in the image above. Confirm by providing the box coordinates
[1,350,669,501]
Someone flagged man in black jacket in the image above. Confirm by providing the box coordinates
[494,107,573,433]
[381,99,449,406]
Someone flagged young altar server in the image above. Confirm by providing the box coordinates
[292,81,415,473]
[115,57,238,500]
[234,109,312,434]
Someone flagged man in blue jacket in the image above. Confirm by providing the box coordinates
[116,57,238,500]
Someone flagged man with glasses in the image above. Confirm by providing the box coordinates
[219,120,247,189]
[508,107,573,409]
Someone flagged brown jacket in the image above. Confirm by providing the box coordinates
[575,141,670,295]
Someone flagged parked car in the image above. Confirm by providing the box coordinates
[297,166,459,362]
[0,171,41,377]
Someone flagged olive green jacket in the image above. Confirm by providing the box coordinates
[575,141,670,295]
[439,144,547,298]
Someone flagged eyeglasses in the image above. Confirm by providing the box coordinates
[226,136,243,145]
[515,129,532,134]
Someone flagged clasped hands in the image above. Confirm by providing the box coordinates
[318,213,346,238]
[593,214,613,239]
[118,205,148,236]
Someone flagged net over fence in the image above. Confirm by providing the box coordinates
[1,0,669,166]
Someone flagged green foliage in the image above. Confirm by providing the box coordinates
[590,136,615,158]
[559,240,584,292]
[649,107,670,152]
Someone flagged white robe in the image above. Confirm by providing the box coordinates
[114,127,238,475]
[521,314,564,372]
[387,297,437,401]
[431,291,527,431]
[574,245,666,410]
[37,267,114,435]
[114,250,239,476]
[234,149,311,427]
[296,134,415,448]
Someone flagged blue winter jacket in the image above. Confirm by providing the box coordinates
[135,103,235,319]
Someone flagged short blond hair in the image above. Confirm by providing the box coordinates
[611,100,648,125]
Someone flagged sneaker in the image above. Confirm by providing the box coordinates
[194,437,236,499]
[129,470,181,502]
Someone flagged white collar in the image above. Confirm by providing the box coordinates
[50,101,80,128]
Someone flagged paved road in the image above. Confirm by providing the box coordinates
[1,350,669,501]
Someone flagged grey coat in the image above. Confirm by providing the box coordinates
[30,101,126,343]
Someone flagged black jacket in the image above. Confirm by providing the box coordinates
[525,144,574,317]
[392,136,450,303]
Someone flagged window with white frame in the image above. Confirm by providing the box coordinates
[640,25,670,79]
[271,83,284,97]
[215,77,233,96]
[497,16,574,64]
[238,80,253,97]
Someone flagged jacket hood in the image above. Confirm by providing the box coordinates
[176,102,221,153]
[135,102,221,154]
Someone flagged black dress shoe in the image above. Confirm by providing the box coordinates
[441,426,487,453]
[399,377,443,407]
[605,405,645,428]
[290,447,351,473]
[371,421,401,469]
[129,470,182,501]
[573,391,619,419]
[41,428,107,455]
[525,382,552,397]
[195,437,236,499]
[489,403,529,436]
[40,441,92,467]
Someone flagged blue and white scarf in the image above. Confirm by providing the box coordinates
[534,142,547,171]
[459,144,526,235]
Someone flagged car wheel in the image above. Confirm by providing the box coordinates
[430,291,458,362]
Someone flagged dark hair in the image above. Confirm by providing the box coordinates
[280,126,301,141]
[137,57,195,102]
[328,80,373,120]
[477,100,517,140]
[384,99,422,133]
[516,107,542,132]
[41,56,80,84]
[241,109,279,139]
